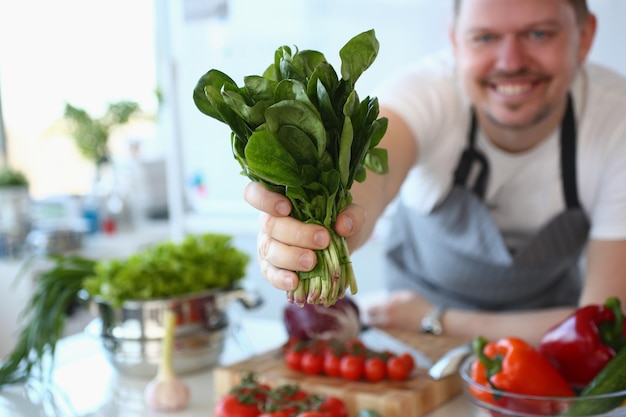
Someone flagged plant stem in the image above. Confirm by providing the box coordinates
[295,229,355,306]
[159,309,176,379]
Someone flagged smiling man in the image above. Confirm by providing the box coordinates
[243,0,626,344]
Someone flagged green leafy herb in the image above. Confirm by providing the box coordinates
[193,29,388,306]
[83,233,250,306]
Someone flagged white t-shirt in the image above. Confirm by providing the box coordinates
[376,51,626,244]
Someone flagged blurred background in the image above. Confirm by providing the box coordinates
[0,0,625,357]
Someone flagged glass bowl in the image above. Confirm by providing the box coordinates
[459,355,626,417]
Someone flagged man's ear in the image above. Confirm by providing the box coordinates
[578,13,597,64]
[448,24,459,54]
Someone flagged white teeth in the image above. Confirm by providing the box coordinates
[496,84,531,95]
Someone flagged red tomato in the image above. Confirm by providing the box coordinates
[323,352,342,377]
[319,396,349,417]
[339,355,364,381]
[214,393,260,417]
[387,355,411,381]
[364,357,386,382]
[345,338,366,355]
[296,413,325,417]
[237,382,271,403]
[285,349,304,371]
[301,351,324,375]
[399,353,415,372]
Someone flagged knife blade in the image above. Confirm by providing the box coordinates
[359,327,434,369]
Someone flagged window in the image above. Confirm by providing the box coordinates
[0,0,158,199]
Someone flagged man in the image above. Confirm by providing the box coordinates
[243,0,626,343]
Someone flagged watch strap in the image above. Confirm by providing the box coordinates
[420,305,446,336]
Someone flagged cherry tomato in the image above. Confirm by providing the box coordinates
[214,393,260,417]
[285,349,304,371]
[345,338,366,355]
[263,386,308,417]
[364,357,386,382]
[319,396,349,417]
[301,351,324,375]
[323,352,342,377]
[399,352,415,372]
[386,355,411,381]
[339,354,364,381]
[238,382,271,403]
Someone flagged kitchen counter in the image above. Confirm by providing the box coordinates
[0,317,470,417]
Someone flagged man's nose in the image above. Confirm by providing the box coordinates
[495,36,527,72]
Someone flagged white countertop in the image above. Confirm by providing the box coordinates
[0,318,470,417]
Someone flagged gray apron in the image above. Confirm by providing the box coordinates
[384,95,590,311]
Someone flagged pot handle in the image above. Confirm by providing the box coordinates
[220,287,263,310]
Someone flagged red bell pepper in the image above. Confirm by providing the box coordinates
[470,336,575,416]
[539,297,626,390]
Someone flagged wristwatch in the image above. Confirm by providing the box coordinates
[420,306,446,336]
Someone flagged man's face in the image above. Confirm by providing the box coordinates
[451,0,595,131]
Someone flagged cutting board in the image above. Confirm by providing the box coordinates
[213,328,471,417]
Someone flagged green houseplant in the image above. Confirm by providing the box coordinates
[63,100,141,170]
[0,167,29,188]
[0,167,31,257]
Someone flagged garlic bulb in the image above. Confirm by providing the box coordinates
[144,309,190,411]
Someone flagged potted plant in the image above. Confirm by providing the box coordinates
[0,167,29,188]
[63,100,141,172]
[63,100,141,232]
[0,167,31,257]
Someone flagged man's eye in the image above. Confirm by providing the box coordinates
[528,30,549,40]
[473,34,496,44]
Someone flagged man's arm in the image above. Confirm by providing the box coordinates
[580,238,626,306]
[369,239,626,345]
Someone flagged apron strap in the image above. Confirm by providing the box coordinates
[454,93,580,207]
[560,94,580,209]
[453,109,489,199]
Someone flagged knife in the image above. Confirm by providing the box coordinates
[427,343,472,380]
[359,327,434,370]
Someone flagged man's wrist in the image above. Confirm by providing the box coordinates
[420,305,446,335]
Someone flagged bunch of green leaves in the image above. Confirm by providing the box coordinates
[82,233,250,307]
[0,167,29,187]
[193,29,388,306]
[63,100,140,164]
[0,256,95,389]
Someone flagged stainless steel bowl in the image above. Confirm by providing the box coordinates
[85,287,261,377]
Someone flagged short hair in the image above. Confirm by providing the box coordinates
[452,0,590,24]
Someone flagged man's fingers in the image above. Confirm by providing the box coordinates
[335,203,367,238]
[243,182,291,216]
[259,258,299,292]
[258,212,329,250]
[257,230,317,272]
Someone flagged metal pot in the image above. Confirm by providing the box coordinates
[85,287,262,377]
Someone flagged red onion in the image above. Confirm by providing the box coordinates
[283,296,361,343]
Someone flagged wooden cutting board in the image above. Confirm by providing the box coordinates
[213,328,471,417]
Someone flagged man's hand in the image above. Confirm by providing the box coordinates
[366,290,433,332]
[243,182,366,291]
